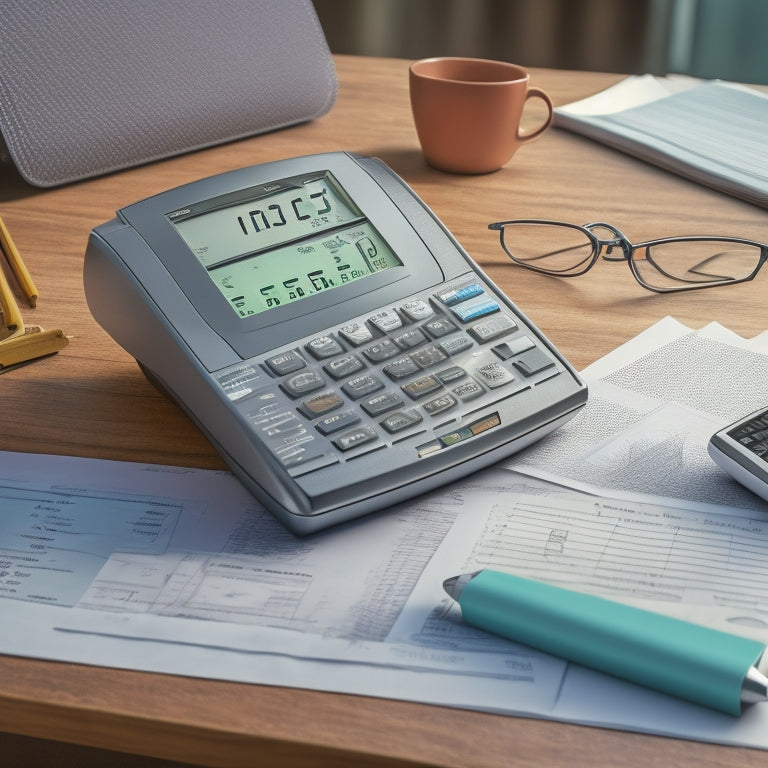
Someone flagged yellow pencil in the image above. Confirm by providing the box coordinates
[0,327,68,369]
[0,263,24,340]
[0,214,38,307]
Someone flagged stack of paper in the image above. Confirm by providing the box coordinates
[555,75,768,208]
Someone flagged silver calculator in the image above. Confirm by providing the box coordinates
[84,152,587,534]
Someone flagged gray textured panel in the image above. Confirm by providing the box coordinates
[0,0,337,186]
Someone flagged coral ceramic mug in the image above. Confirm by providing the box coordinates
[409,57,553,174]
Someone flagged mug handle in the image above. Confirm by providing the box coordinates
[516,87,554,142]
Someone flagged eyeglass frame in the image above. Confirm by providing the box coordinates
[488,219,768,293]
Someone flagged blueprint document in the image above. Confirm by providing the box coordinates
[3,317,768,747]
[0,454,566,714]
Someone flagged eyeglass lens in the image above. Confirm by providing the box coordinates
[499,222,596,276]
[631,240,763,291]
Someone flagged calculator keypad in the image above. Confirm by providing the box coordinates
[215,277,562,472]
[728,408,768,461]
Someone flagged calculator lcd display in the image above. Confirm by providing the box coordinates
[172,172,402,318]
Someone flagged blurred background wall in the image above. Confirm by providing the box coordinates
[311,0,768,83]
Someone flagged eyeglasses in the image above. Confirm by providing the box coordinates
[488,220,768,293]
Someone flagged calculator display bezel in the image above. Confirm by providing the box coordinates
[118,154,444,359]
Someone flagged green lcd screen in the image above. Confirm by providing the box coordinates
[173,172,402,318]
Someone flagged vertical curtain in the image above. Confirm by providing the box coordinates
[669,0,768,83]
[312,0,673,75]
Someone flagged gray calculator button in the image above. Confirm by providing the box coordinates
[402,374,442,400]
[280,370,326,397]
[472,361,515,389]
[333,425,378,451]
[393,328,427,350]
[423,317,457,338]
[469,315,518,343]
[342,373,385,400]
[452,380,484,402]
[298,391,344,418]
[437,366,467,384]
[369,309,403,333]
[422,393,457,416]
[514,348,556,376]
[401,299,434,322]
[315,409,361,436]
[339,321,374,346]
[306,335,344,359]
[384,356,420,380]
[265,350,306,376]
[501,334,536,355]
[361,391,405,416]
[324,354,365,379]
[363,339,399,363]
[438,334,473,356]
[410,345,448,369]
[492,343,515,361]
[380,409,423,434]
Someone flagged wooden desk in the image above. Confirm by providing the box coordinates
[0,55,766,767]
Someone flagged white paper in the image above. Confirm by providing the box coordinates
[556,74,699,117]
[506,318,768,512]
[554,76,768,206]
[0,452,566,711]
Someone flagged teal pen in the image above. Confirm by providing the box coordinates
[443,569,768,715]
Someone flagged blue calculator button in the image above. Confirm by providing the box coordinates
[451,297,500,323]
[437,282,484,306]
